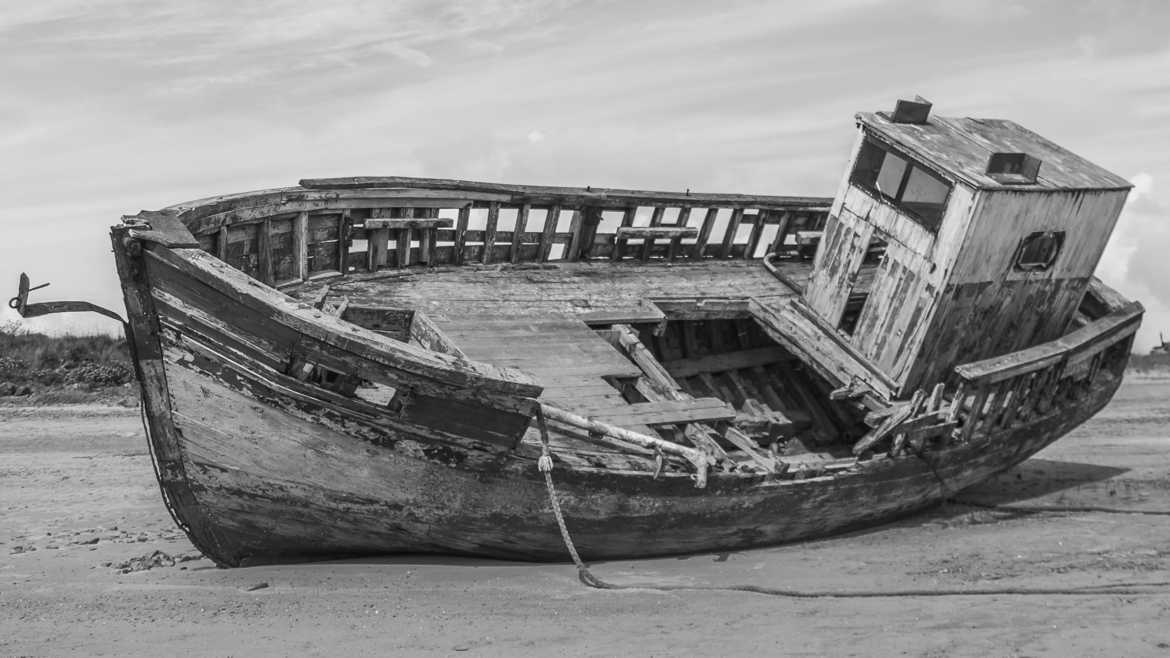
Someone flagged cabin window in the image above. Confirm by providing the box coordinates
[1014,231,1065,272]
[851,138,951,230]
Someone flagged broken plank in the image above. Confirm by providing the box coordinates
[364,217,454,230]
[584,398,737,427]
[615,226,699,239]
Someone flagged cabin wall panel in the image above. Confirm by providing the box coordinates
[899,188,1128,392]
[949,190,1128,283]
[908,276,1091,389]
[805,167,979,393]
[802,213,873,323]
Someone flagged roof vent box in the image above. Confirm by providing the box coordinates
[987,152,1042,185]
[890,97,932,124]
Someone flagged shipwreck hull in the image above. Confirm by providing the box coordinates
[162,350,1120,566]
[111,211,1140,566]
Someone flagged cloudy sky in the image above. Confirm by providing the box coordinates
[1,0,1168,349]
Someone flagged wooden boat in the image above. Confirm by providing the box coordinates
[12,100,1143,567]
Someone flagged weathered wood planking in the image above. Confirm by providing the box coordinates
[577,398,737,427]
[144,247,541,404]
[431,313,641,417]
[801,112,1132,396]
[305,260,798,325]
[146,305,1128,565]
[170,177,829,282]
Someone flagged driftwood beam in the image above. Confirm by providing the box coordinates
[299,176,833,211]
[615,226,699,239]
[511,204,530,264]
[538,403,713,487]
[364,218,453,230]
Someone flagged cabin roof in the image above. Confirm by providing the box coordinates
[856,112,1132,192]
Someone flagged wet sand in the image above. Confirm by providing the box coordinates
[2,380,1170,656]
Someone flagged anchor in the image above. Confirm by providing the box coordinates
[8,273,125,324]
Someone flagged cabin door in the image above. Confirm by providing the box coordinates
[802,212,874,330]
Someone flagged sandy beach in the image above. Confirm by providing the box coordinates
[3,379,1169,657]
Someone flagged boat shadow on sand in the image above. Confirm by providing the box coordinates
[950,458,1130,507]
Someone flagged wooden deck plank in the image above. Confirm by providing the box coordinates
[300,259,821,419]
[580,398,737,426]
[429,311,643,402]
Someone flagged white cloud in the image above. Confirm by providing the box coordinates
[3,0,1170,344]
[1098,172,1170,351]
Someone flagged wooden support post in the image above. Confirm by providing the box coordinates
[641,205,664,261]
[1019,367,1053,420]
[538,205,560,261]
[293,212,308,281]
[668,207,692,262]
[577,207,601,260]
[419,228,434,265]
[927,382,945,413]
[511,204,529,264]
[257,218,273,284]
[482,202,499,264]
[396,228,411,268]
[770,211,792,255]
[960,385,990,442]
[454,205,470,265]
[367,226,390,271]
[998,376,1029,428]
[720,208,743,259]
[745,210,767,259]
[611,206,637,262]
[217,225,229,261]
[338,210,351,274]
[640,236,655,262]
[947,382,966,422]
[566,209,584,262]
[692,207,718,259]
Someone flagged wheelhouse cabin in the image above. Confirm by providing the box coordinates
[801,98,1132,398]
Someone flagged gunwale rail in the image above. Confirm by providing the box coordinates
[163,176,836,289]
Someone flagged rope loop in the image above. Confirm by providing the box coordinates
[534,405,555,473]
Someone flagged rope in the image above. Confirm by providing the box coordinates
[535,406,600,586]
[534,410,1168,597]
